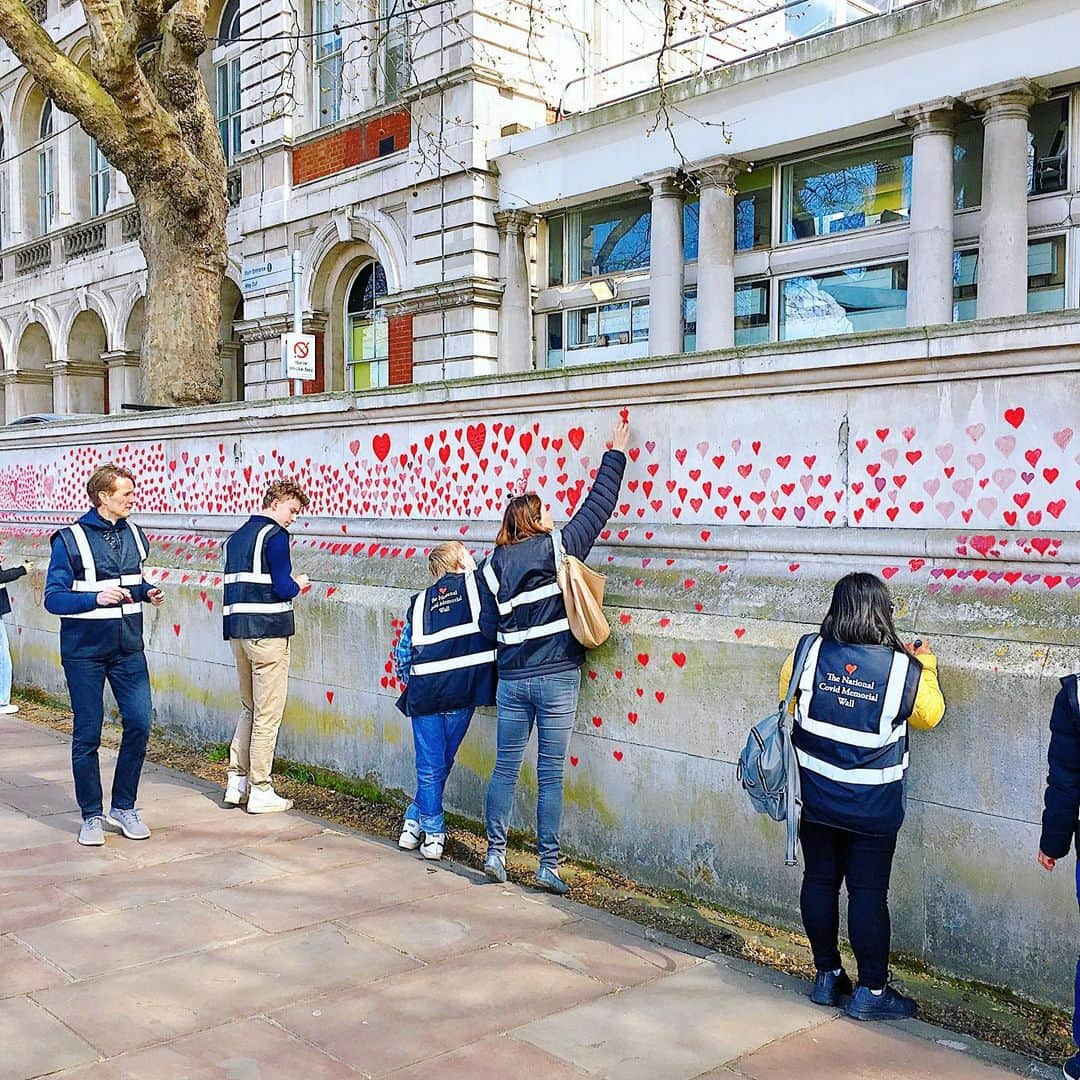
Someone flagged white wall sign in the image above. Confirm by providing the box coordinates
[242,255,292,295]
[282,333,316,381]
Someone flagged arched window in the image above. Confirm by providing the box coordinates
[345,262,388,389]
[37,100,55,236]
[216,0,243,163]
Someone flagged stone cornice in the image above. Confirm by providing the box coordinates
[378,279,504,318]
[236,312,329,344]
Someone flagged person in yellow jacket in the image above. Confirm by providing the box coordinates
[778,572,944,1022]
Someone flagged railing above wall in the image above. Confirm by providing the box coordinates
[62,220,106,260]
[15,240,51,276]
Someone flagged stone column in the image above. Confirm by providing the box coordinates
[895,99,959,327]
[102,350,141,413]
[639,170,685,357]
[46,360,69,413]
[691,156,742,350]
[964,79,1044,319]
[494,210,535,373]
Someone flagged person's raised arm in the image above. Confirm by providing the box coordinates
[561,418,630,560]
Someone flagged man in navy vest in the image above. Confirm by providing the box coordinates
[222,478,310,814]
[45,463,165,847]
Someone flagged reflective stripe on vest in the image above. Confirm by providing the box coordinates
[65,602,144,621]
[796,748,910,786]
[411,649,498,676]
[796,636,911,749]
[497,618,570,645]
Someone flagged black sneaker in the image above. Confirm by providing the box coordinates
[810,968,854,1007]
[1063,1052,1080,1079]
[845,984,918,1022]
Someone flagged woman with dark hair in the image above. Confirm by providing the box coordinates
[779,572,945,1020]
[479,417,629,894]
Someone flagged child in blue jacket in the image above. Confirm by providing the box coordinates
[393,541,497,860]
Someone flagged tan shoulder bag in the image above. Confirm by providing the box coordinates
[552,528,610,648]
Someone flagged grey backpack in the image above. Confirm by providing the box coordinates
[737,634,815,865]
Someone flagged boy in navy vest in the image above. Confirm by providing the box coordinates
[222,479,310,814]
[394,541,497,860]
[44,464,165,847]
[1038,673,1080,1080]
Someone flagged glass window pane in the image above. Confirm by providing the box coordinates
[683,289,696,352]
[683,199,699,262]
[953,117,983,210]
[547,216,564,286]
[780,261,908,341]
[736,169,772,251]
[782,138,912,242]
[630,299,649,342]
[952,249,978,321]
[735,279,770,345]
[1027,235,1066,312]
[576,198,651,278]
[598,300,630,342]
[546,311,564,368]
[1029,97,1068,194]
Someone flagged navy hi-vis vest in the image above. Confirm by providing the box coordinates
[396,570,497,717]
[792,634,922,835]
[222,517,295,641]
[482,533,581,679]
[55,517,149,660]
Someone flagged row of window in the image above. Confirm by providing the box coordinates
[544,235,1068,364]
[546,97,1071,285]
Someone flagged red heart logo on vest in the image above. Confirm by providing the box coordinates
[845,664,858,674]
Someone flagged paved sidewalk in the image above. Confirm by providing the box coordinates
[0,714,1052,1079]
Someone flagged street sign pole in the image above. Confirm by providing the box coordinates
[291,250,303,397]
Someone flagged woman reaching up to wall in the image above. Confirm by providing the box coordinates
[779,572,945,1020]
[479,415,630,894]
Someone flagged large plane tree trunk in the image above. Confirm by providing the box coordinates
[0,0,227,407]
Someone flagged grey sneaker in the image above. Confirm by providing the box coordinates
[483,851,507,883]
[107,807,151,840]
[78,816,106,846]
[534,865,570,895]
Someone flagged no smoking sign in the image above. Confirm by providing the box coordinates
[282,333,316,381]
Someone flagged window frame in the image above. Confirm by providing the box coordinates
[777,255,910,342]
[378,0,410,105]
[344,260,390,390]
[312,0,345,128]
[779,132,914,246]
[89,137,111,217]
[37,100,55,237]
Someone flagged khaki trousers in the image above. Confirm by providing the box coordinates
[229,637,290,790]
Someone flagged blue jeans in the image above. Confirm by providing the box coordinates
[1074,859,1080,1050]
[405,707,473,834]
[485,668,580,869]
[0,619,11,706]
[63,650,152,820]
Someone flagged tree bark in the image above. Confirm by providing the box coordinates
[0,0,227,407]
[137,183,227,405]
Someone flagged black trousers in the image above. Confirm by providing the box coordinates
[799,818,898,989]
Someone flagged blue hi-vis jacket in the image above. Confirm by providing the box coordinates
[792,633,921,835]
[396,570,497,717]
[479,449,626,679]
[1039,674,1080,860]
[44,509,153,661]
[222,516,298,641]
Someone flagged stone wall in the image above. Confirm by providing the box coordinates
[2,315,1078,1004]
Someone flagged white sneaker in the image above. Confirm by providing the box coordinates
[0,703,19,715]
[224,775,249,805]
[398,819,422,850]
[420,832,445,860]
[246,785,293,814]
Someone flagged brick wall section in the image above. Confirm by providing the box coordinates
[292,110,411,186]
[387,314,413,386]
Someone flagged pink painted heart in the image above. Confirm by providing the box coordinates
[965,423,985,443]
[934,443,954,463]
